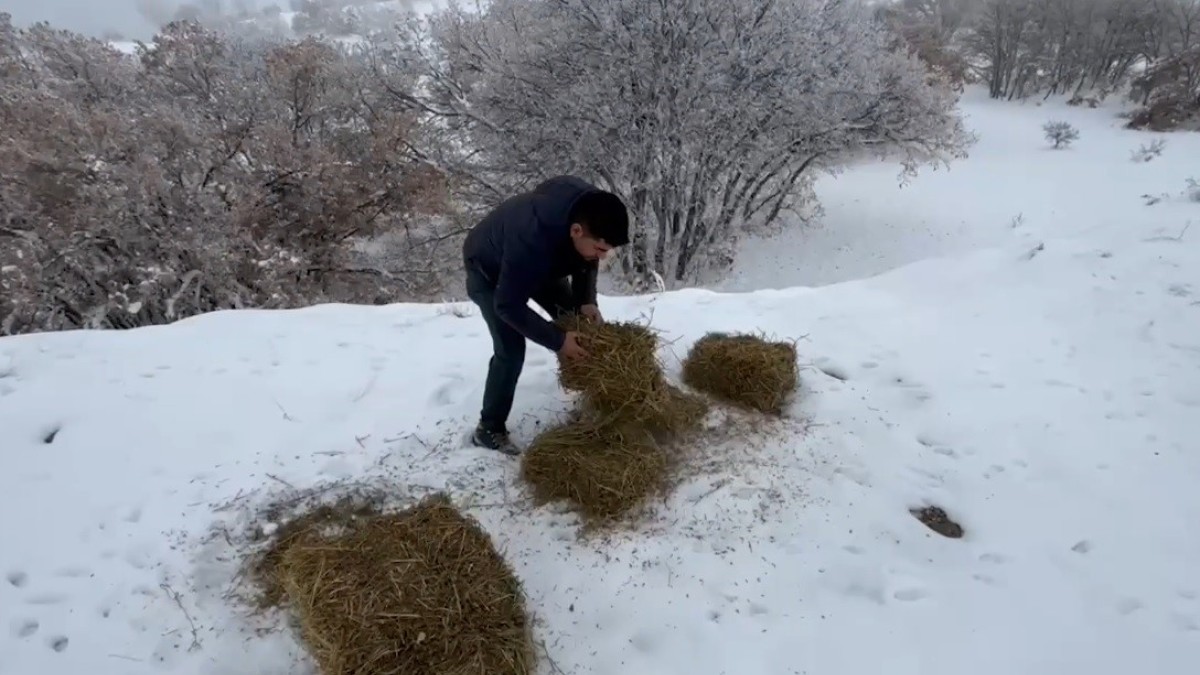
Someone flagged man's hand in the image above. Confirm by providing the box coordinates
[558,331,590,360]
[579,304,603,323]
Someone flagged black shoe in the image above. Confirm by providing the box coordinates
[472,425,519,455]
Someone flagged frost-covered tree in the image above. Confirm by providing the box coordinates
[878,0,979,88]
[963,0,1192,101]
[0,16,452,336]
[1128,1,1200,129]
[390,0,970,288]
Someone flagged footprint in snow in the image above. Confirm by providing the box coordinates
[53,566,91,579]
[430,373,467,408]
[1116,597,1144,616]
[42,425,62,444]
[26,592,69,606]
[811,357,850,381]
[12,618,39,638]
[892,587,929,602]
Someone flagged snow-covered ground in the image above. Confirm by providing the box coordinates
[2,90,1199,675]
[721,87,1195,290]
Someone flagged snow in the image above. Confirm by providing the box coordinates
[2,88,1199,675]
[720,87,1192,290]
[108,41,139,56]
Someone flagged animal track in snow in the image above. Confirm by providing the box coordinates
[53,565,91,579]
[812,358,850,381]
[430,373,466,407]
[6,570,28,587]
[893,587,929,602]
[122,506,144,524]
[1115,598,1144,616]
[1169,612,1198,631]
[48,635,69,652]
[26,592,69,606]
[13,619,39,638]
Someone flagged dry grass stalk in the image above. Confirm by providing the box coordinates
[275,493,535,675]
[681,332,799,414]
[520,416,668,522]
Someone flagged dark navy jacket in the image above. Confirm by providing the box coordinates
[462,175,602,351]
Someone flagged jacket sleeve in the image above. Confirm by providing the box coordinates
[571,259,599,307]
[494,232,566,352]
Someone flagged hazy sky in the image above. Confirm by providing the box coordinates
[0,0,271,38]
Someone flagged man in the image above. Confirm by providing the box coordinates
[462,175,630,454]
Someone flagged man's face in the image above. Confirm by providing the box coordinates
[570,223,613,261]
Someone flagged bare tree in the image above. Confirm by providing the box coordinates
[0,15,453,336]
[386,0,970,289]
[963,0,1191,102]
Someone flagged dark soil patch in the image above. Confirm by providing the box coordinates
[911,505,964,539]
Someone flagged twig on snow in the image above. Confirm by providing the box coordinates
[159,583,202,652]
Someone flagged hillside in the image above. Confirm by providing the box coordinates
[1,89,1198,675]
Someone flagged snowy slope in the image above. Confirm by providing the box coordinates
[2,92,1200,675]
[721,87,1198,290]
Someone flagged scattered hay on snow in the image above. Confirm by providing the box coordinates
[682,332,799,414]
[258,492,534,675]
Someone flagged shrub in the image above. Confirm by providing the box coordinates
[400,0,970,290]
[1043,121,1080,149]
[0,15,457,335]
[1131,140,1167,162]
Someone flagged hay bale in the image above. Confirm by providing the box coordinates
[681,332,798,414]
[555,315,709,435]
[556,316,661,400]
[249,494,385,611]
[277,493,534,675]
[520,417,668,522]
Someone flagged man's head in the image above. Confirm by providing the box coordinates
[568,191,629,261]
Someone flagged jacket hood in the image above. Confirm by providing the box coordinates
[530,175,601,234]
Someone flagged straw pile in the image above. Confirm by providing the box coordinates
[521,417,664,521]
[270,493,534,675]
[520,315,709,523]
[681,332,798,414]
[555,315,709,436]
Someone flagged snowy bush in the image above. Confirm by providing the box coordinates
[1131,140,1167,162]
[0,15,455,336]
[390,0,971,289]
[1043,121,1080,149]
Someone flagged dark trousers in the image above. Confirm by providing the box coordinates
[466,265,576,431]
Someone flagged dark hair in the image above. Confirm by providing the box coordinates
[569,191,629,247]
